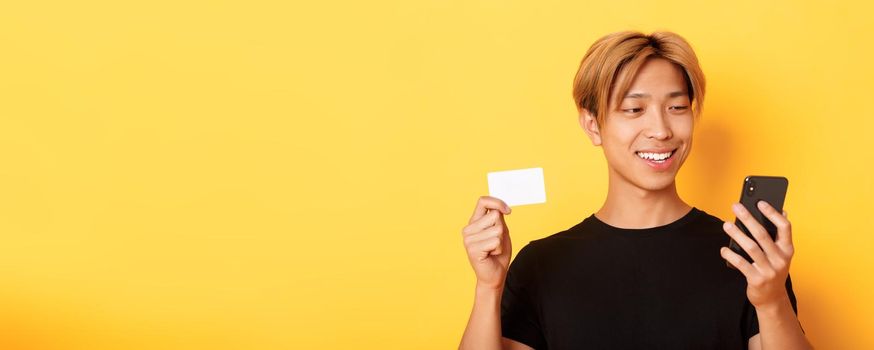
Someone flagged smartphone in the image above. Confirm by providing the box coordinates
[727,176,789,267]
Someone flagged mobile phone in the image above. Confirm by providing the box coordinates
[727,176,789,267]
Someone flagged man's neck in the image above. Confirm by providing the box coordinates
[595,174,692,229]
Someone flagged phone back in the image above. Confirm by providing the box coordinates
[728,175,789,263]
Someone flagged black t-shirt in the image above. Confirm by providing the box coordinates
[500,207,800,349]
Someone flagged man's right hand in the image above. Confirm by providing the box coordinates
[462,196,513,291]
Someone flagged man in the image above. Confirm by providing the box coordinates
[458,31,812,349]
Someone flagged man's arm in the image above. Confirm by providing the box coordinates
[747,295,813,350]
[459,285,503,350]
[458,285,534,350]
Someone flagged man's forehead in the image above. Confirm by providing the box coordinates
[611,58,689,98]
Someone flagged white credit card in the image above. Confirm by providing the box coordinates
[487,167,546,207]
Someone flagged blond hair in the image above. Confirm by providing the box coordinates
[572,31,706,126]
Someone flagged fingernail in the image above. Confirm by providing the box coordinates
[757,200,767,209]
[723,221,733,230]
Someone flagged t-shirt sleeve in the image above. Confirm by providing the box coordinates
[743,273,804,341]
[500,242,547,349]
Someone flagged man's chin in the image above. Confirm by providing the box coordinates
[635,175,678,192]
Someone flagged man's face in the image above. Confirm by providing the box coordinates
[589,57,695,191]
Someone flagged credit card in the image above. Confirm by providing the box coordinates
[487,167,546,207]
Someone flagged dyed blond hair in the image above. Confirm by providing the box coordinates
[572,31,706,126]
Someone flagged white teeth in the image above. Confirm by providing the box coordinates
[636,151,673,161]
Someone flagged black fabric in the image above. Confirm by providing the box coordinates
[500,207,800,350]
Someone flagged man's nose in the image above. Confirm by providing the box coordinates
[645,109,672,139]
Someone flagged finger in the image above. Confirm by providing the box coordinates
[469,196,511,224]
[501,222,512,253]
[470,237,501,261]
[722,221,770,271]
[777,209,795,256]
[464,225,503,247]
[495,213,511,256]
[490,242,503,256]
[731,203,780,262]
[462,210,501,237]
[720,246,758,278]
[757,201,793,254]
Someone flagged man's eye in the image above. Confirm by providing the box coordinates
[669,105,689,111]
[623,108,643,113]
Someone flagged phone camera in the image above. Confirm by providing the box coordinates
[746,179,757,196]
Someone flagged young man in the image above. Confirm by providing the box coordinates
[458,31,812,349]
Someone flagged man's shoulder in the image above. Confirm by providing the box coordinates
[523,222,585,249]
[511,218,594,260]
[686,207,728,234]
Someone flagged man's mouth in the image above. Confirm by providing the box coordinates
[635,148,677,164]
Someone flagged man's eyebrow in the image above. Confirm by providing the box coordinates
[624,91,688,99]
[624,92,649,99]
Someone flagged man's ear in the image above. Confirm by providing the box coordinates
[578,108,602,146]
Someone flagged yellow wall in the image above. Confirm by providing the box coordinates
[1,0,871,348]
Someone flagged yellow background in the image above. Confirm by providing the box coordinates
[1,0,871,348]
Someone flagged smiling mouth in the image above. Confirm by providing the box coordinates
[635,148,678,163]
